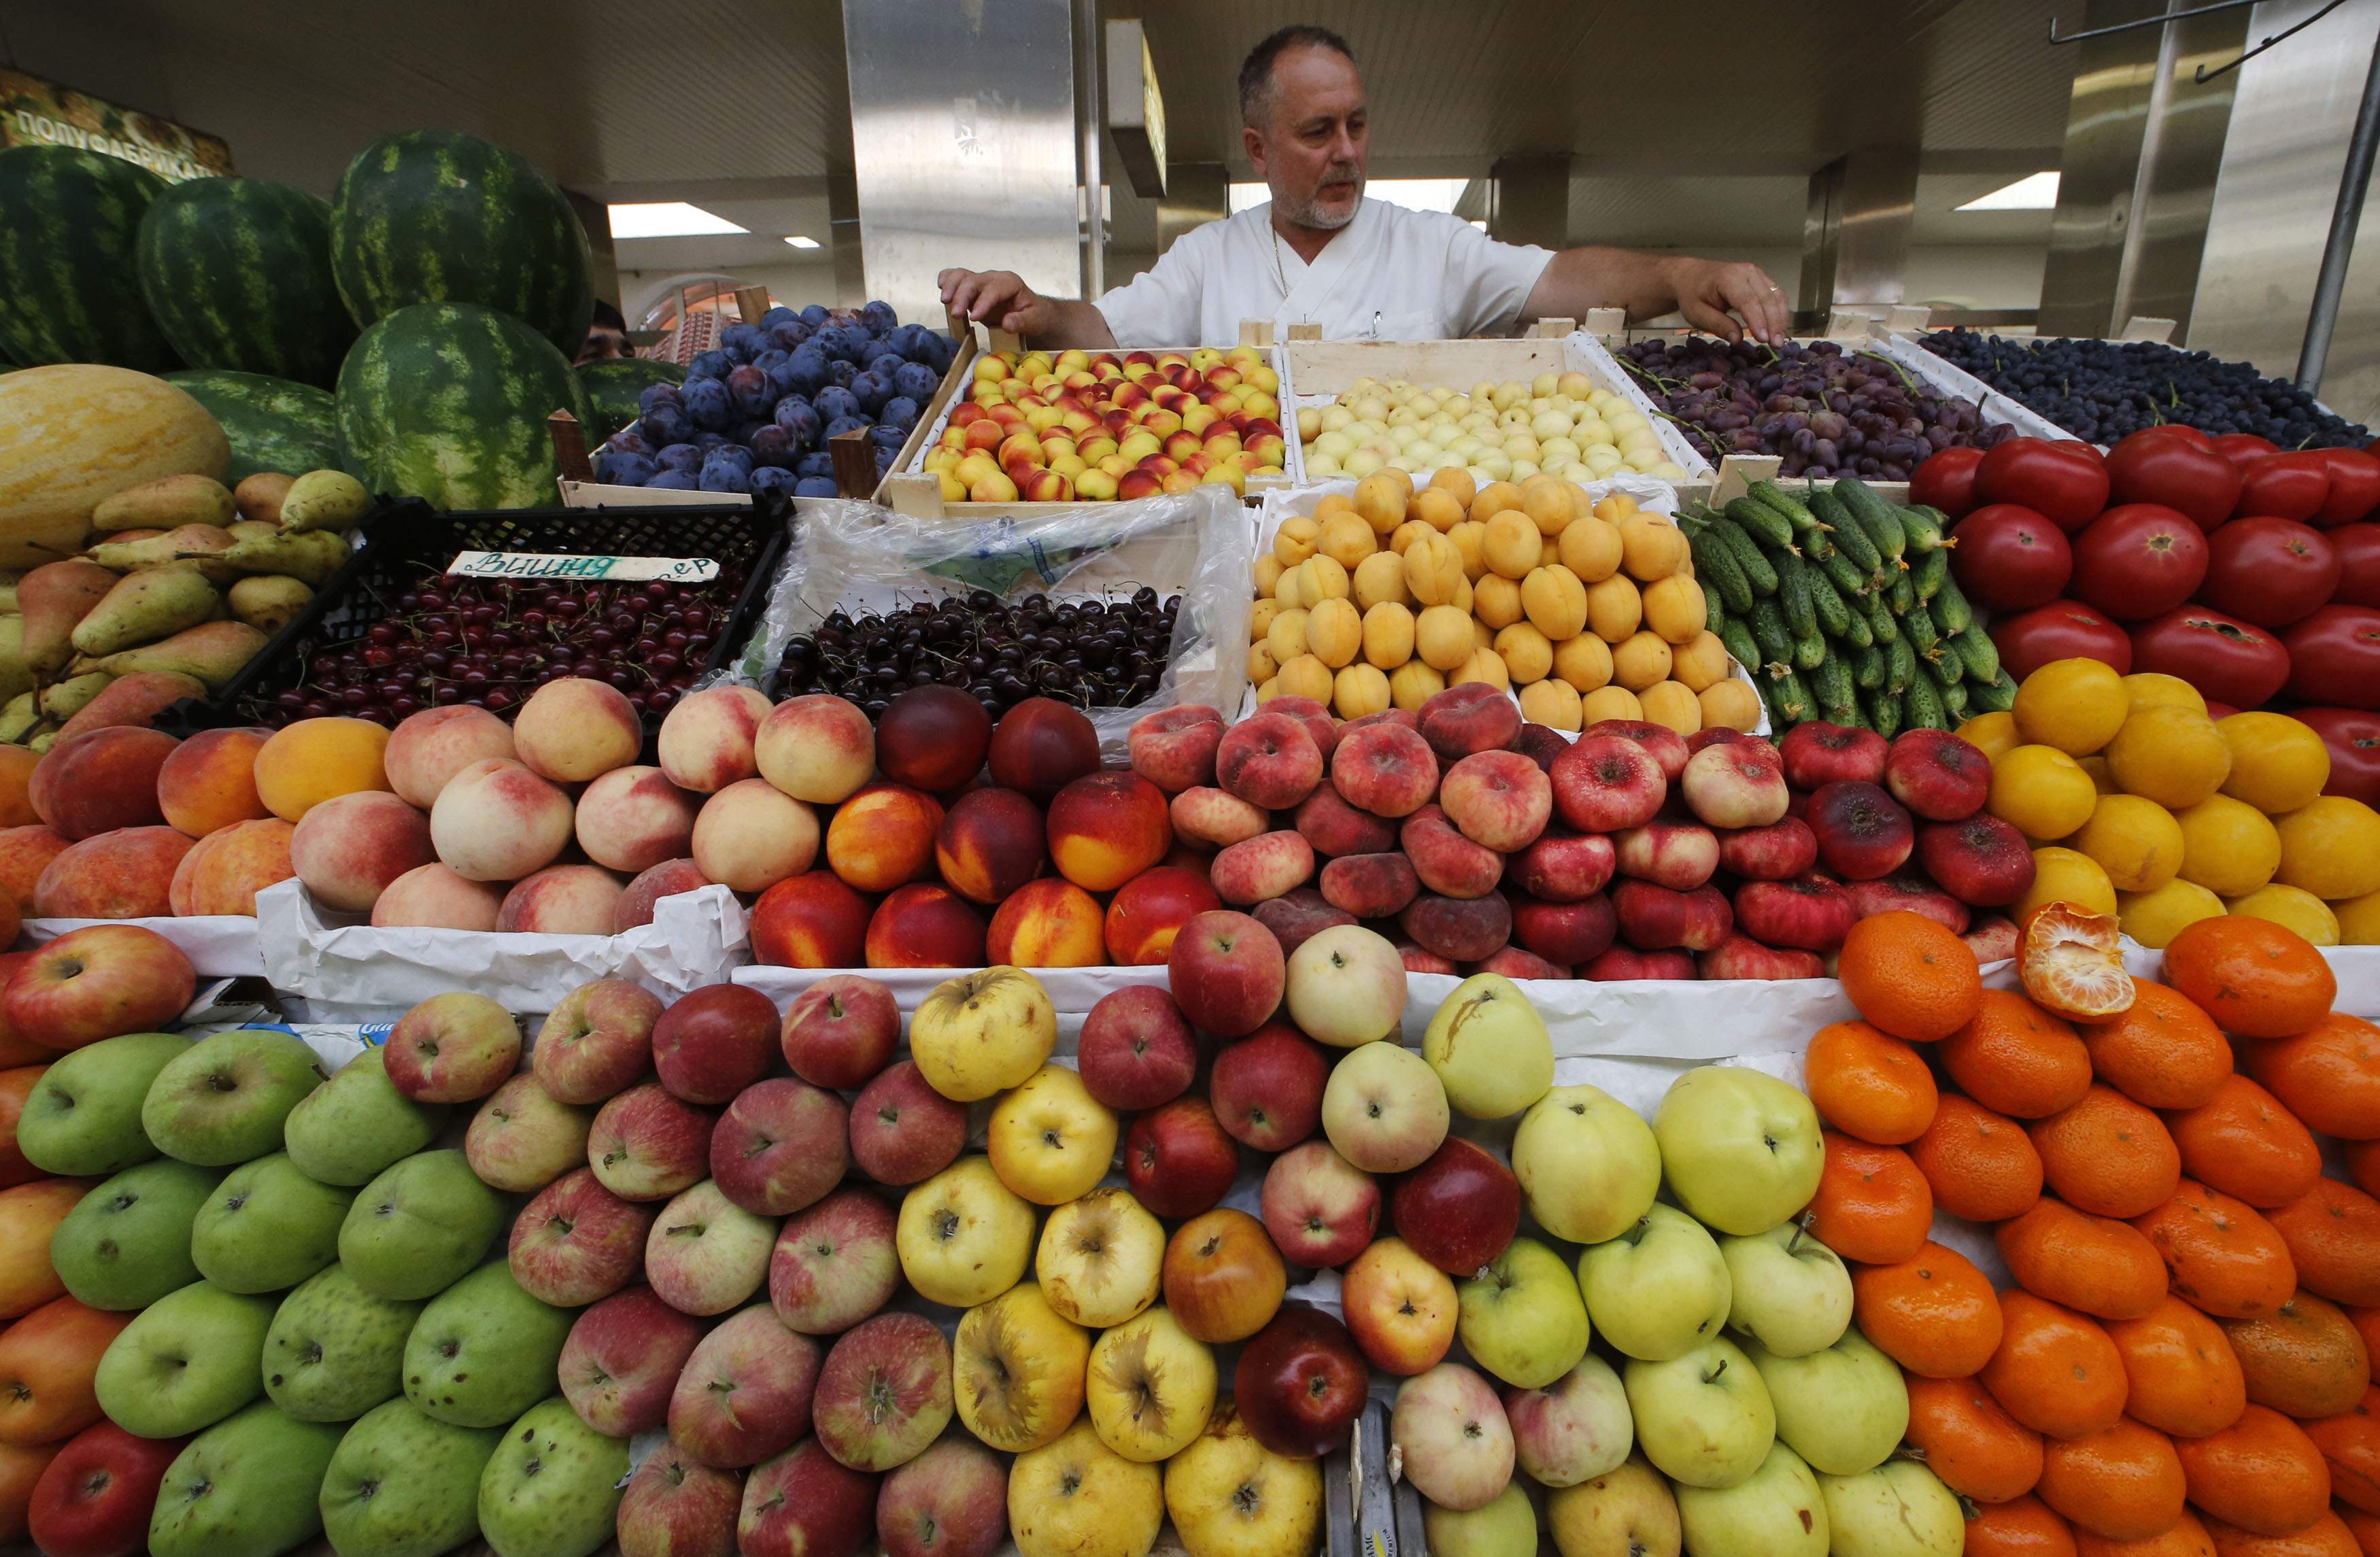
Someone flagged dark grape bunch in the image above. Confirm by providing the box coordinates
[1918,328,2373,448]
[1618,336,2011,481]
[775,587,1183,723]
[261,570,751,729]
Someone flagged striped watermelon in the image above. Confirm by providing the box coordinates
[330,131,595,357]
[137,177,358,388]
[575,356,686,442]
[0,146,180,372]
[166,370,341,482]
[0,365,229,566]
[337,302,590,509]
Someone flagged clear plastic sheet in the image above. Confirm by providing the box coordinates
[730,486,1255,755]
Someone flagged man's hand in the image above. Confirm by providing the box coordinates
[1671,258,1792,345]
[938,269,1053,334]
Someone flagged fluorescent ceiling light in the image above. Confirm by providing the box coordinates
[783,234,821,249]
[1956,172,2060,211]
[1229,177,1471,215]
[607,202,747,238]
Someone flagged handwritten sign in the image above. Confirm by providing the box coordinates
[447,551,720,583]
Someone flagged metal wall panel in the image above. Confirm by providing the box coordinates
[842,0,1081,330]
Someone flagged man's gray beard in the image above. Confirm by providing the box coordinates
[1278,182,1361,231]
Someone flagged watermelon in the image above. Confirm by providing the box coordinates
[0,146,180,372]
[137,177,358,389]
[0,365,230,567]
[575,356,685,443]
[330,130,595,357]
[337,301,590,509]
[166,370,341,482]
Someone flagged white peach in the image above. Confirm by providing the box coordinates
[430,757,575,881]
[514,676,643,783]
[658,685,774,793]
[576,765,700,874]
[691,778,819,895]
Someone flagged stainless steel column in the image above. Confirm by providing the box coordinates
[1800,148,1919,311]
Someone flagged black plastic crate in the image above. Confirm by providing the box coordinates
[156,494,789,741]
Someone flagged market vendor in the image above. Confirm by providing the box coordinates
[938,24,1790,349]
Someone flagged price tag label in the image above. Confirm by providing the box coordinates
[446,551,720,583]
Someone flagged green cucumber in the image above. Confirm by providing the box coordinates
[1935,672,1970,717]
[1774,550,1818,641]
[1953,623,2001,683]
[1725,496,1795,551]
[1688,525,1754,614]
[1759,665,1815,728]
[1837,478,1908,562]
[1967,672,2018,713]
[1711,519,1779,595]
[1886,634,1916,694]
[1794,631,1827,672]
[1911,545,1949,602]
[1933,575,1975,635]
[1820,545,1873,600]
[1720,621,1765,679]
[1905,596,1939,656]
[1812,488,1882,575]
[1900,504,1951,553]
[1749,598,1795,668]
[1866,592,1900,645]
[1806,568,1852,639]
[1865,687,1904,738]
[1851,642,1886,691]
[1811,649,1856,714]
[1749,479,1826,537]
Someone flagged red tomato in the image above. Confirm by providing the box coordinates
[1909,447,1984,519]
[2331,522,2380,606]
[2069,503,2209,621]
[2292,706,2380,805]
[1975,439,2111,534]
[1950,503,2073,613]
[2234,451,2330,523]
[2282,604,2380,708]
[2129,606,2292,709]
[2313,447,2380,526]
[2105,428,2243,532]
[2213,432,2281,470]
[1990,600,2133,682]
[2198,515,2339,627]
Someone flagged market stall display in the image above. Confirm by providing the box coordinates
[1293,368,1691,485]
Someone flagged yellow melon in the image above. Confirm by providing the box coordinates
[0,365,230,568]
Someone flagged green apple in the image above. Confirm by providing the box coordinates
[1577,1204,1731,1363]
[1673,1441,1827,1557]
[148,1400,345,1557]
[49,1158,220,1310]
[1817,1461,1962,1557]
[477,1396,628,1557]
[1652,1067,1823,1237]
[264,1263,426,1422]
[1458,1235,1591,1390]
[94,1279,277,1437]
[1422,1480,1537,1557]
[404,1263,574,1429]
[1421,973,1554,1120]
[189,1151,355,1293]
[1745,1327,1909,1478]
[338,1148,505,1301]
[284,1046,448,1187]
[141,1027,328,1167]
[321,1397,503,1557]
[1719,1221,1852,1358]
[15,1031,186,1176]
[1510,1084,1661,1246]
[1622,1337,1775,1491]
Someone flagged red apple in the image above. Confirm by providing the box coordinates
[560,1286,708,1438]
[876,1434,1008,1557]
[780,976,900,1090]
[846,1062,967,1187]
[811,1312,954,1471]
[668,1304,823,1468]
[738,1437,877,1557]
[3,925,196,1052]
[1165,910,1284,1038]
[617,1448,744,1557]
[1884,728,1994,822]
[1391,1137,1520,1275]
[1074,985,1197,1112]
[534,978,664,1104]
[653,983,781,1105]
[509,1166,658,1306]
[386,990,522,1103]
[26,1420,184,1557]
[770,1187,902,1336]
[1259,1140,1379,1269]
[1123,1096,1238,1219]
[1208,1021,1327,1152]
[1779,721,1888,790]
[711,1078,850,1217]
[1233,1305,1367,1458]
[589,1083,718,1203]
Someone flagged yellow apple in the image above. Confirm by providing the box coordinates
[1011,1417,1163,1557]
[1086,1305,1217,1462]
[1037,1187,1164,1328]
[897,1155,1034,1307]
[955,1280,1090,1452]
[987,1064,1117,1206]
[908,968,1055,1103]
[1163,1404,1323,1557]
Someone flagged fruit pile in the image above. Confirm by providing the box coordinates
[1811,905,2380,1557]
[1919,328,2377,447]
[1294,371,1693,485]
[1962,655,2380,947]
[1253,466,1757,734]
[916,345,1287,504]
[1618,335,2013,481]
[594,301,954,498]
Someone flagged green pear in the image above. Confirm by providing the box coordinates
[68,567,221,657]
[37,670,114,720]
[85,521,238,579]
[1745,1327,1909,1477]
[213,528,351,586]
[90,473,236,532]
[188,1151,354,1293]
[0,691,39,743]
[48,1159,220,1310]
[141,1027,327,1166]
[1457,1235,1591,1390]
[476,1397,627,1557]
[1652,1066,1826,1237]
[1578,1203,1733,1362]
[18,557,122,674]
[263,1263,425,1422]
[94,1279,277,1437]
[403,1263,573,1429]
[1817,1461,1962,1557]
[148,1401,344,1557]
[233,472,294,524]
[1422,1482,1537,1557]
[1512,1083,1663,1246]
[1720,1220,1854,1359]
[52,669,206,740]
[1623,1337,1776,1492]
[338,1149,504,1301]
[320,1397,503,1557]
[279,469,371,533]
[0,615,30,707]
[283,1046,447,1187]
[92,619,269,691]
[1421,972,1554,1120]
[1674,1441,1829,1557]
[226,574,311,634]
[228,517,282,541]
[16,1031,188,1176]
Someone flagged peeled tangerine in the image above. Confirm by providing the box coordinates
[1422,974,1553,1120]
[2020,902,2134,1021]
